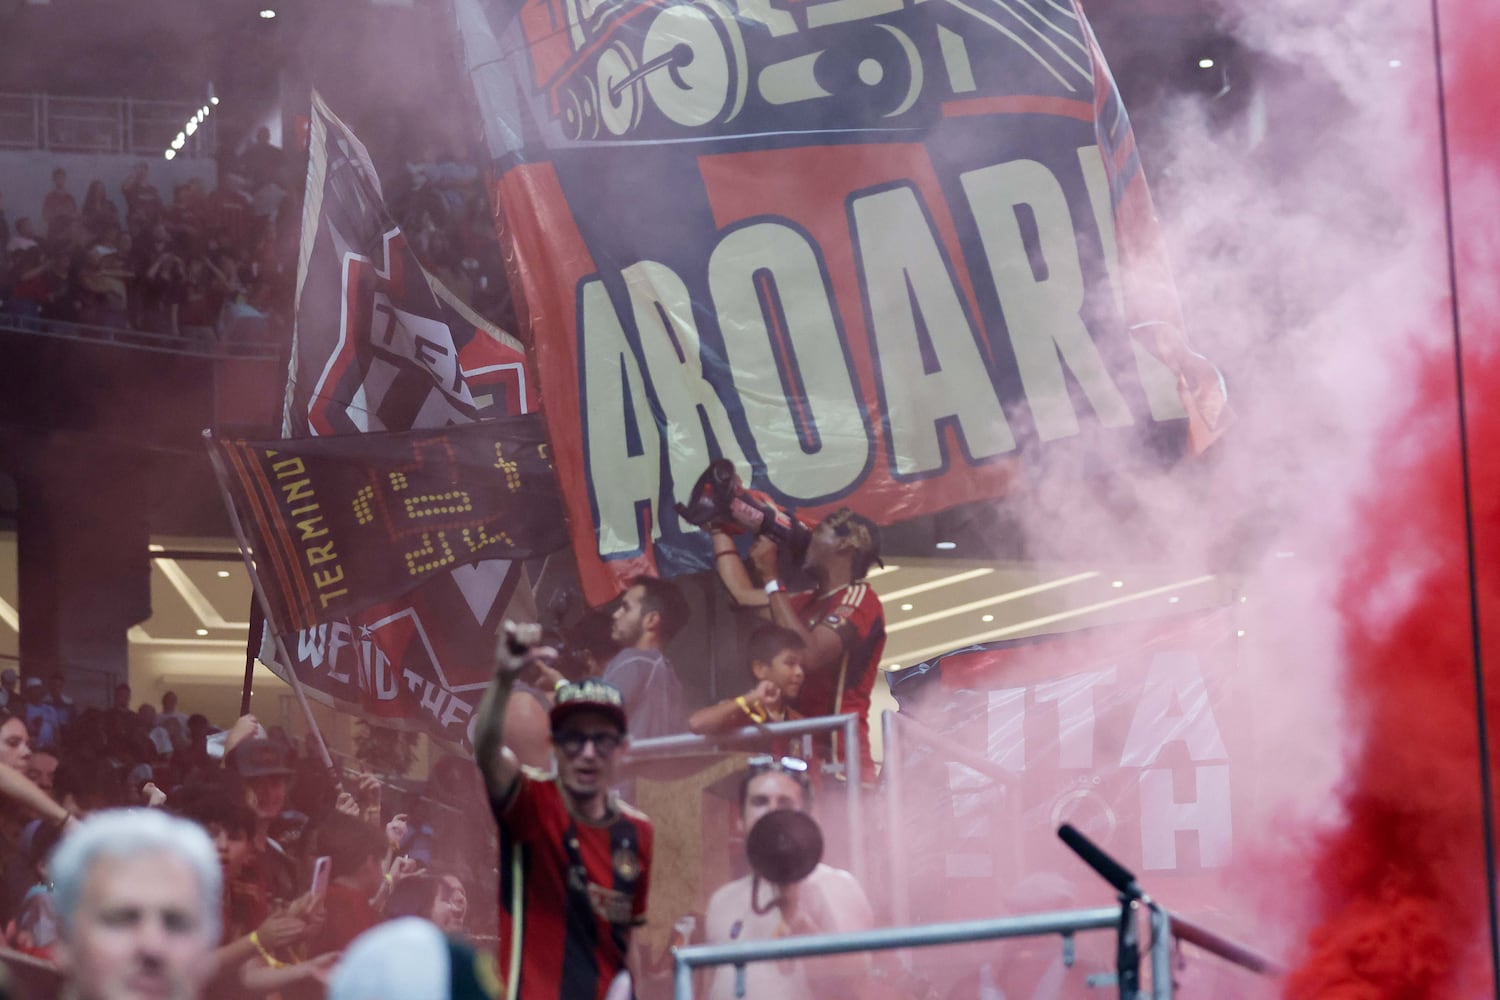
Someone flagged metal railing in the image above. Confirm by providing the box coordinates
[673,906,1140,999]
[672,882,1279,1000]
[870,708,1281,996]
[0,92,215,156]
[0,312,282,360]
[623,713,865,879]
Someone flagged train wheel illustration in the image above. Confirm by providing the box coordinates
[640,0,749,127]
[560,76,600,140]
[597,41,644,135]
[813,23,923,120]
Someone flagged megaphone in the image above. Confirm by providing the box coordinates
[746,809,824,895]
[675,459,811,563]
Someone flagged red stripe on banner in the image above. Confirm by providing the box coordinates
[940,96,1095,122]
[756,269,817,454]
[493,164,654,603]
[227,442,317,630]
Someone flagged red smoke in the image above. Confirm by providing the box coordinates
[1282,0,1500,995]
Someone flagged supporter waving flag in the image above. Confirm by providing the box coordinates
[453,0,1231,604]
[254,92,547,747]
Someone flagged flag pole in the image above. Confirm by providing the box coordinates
[202,429,339,777]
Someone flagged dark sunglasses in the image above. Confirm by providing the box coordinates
[552,730,623,757]
[746,754,811,787]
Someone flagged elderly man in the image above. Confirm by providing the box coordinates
[51,809,222,1000]
[703,757,874,1000]
[474,627,654,1000]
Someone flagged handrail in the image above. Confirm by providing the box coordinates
[0,91,215,156]
[672,906,1138,1000]
[877,710,1280,994]
[623,713,864,879]
[1168,909,1284,975]
[0,313,282,360]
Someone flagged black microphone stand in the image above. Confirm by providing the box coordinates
[1114,891,1141,1000]
[1056,823,1146,1000]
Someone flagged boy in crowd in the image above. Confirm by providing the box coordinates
[689,625,806,734]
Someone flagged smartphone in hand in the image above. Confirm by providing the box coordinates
[310,855,332,899]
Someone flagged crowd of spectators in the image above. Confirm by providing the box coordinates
[0,671,496,997]
[0,151,295,345]
[0,125,515,349]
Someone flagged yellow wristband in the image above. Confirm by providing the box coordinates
[250,930,285,969]
[734,695,767,724]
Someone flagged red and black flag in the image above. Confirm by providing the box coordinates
[253,92,546,745]
[210,418,565,634]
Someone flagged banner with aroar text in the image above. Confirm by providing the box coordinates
[454,0,1230,603]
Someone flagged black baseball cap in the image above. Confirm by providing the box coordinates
[227,737,293,779]
[549,679,628,733]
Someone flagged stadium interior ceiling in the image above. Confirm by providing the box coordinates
[0,0,1265,733]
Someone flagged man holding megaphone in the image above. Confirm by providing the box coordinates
[702,756,874,1000]
[681,461,886,784]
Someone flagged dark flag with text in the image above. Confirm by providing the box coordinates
[255,92,545,746]
[212,418,564,633]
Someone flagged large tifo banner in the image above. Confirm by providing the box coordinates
[258,92,544,746]
[454,0,1230,602]
[887,608,1248,920]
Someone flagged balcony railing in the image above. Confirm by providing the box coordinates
[0,92,215,157]
[0,312,281,360]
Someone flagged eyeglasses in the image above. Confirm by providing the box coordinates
[746,754,811,787]
[552,730,623,757]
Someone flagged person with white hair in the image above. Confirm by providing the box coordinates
[50,809,222,1000]
[328,917,499,1000]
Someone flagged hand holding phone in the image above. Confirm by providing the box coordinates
[309,856,332,899]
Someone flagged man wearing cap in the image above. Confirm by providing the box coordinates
[225,737,299,916]
[713,508,887,783]
[474,629,654,1000]
[22,677,60,752]
[703,759,873,1000]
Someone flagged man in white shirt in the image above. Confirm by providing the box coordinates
[703,758,874,1000]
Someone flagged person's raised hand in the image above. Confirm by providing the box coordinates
[385,813,409,852]
[751,680,782,711]
[749,536,779,582]
[255,908,308,951]
[224,714,261,755]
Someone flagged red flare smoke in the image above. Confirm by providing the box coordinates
[1283,0,1500,995]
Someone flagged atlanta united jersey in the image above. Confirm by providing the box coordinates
[790,581,886,783]
[492,768,654,1000]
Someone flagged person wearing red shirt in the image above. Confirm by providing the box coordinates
[475,633,653,1000]
[713,509,886,784]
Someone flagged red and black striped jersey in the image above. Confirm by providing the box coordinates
[491,767,654,1000]
[790,581,886,784]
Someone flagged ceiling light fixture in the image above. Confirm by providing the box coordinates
[981,614,994,622]
[885,571,1099,635]
[880,567,997,603]
[935,541,957,550]
[900,603,913,611]
[217,570,231,578]
[1110,580,1124,588]
[259,8,277,17]
[1198,57,1215,68]
[195,628,209,636]
[888,574,1218,665]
